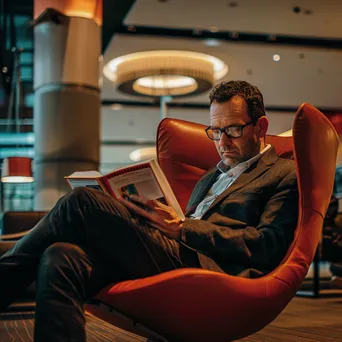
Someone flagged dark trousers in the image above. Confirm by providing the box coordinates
[0,187,200,342]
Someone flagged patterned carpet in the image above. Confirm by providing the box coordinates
[1,296,342,341]
[239,296,342,342]
[0,311,147,342]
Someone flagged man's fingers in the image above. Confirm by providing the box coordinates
[129,194,157,209]
[129,194,149,205]
[120,197,166,228]
[120,197,153,220]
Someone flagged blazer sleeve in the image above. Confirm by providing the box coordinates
[180,168,298,270]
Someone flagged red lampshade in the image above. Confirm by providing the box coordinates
[1,157,34,183]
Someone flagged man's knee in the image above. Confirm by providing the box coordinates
[64,186,98,204]
[40,242,87,274]
[37,243,91,297]
[62,187,116,212]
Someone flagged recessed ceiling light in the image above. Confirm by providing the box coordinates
[209,26,219,33]
[273,54,280,62]
[204,39,220,47]
[111,104,123,111]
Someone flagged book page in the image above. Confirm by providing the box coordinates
[67,178,104,192]
[149,159,185,221]
[68,171,102,178]
[107,167,166,203]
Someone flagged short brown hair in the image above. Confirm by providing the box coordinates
[209,81,266,122]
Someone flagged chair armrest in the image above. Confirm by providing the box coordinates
[0,229,32,241]
[0,240,16,255]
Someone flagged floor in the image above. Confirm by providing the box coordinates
[1,295,342,341]
[0,310,147,342]
[240,295,342,342]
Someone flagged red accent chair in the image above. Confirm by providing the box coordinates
[95,103,339,341]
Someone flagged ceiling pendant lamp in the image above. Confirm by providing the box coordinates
[1,156,34,183]
[1,46,34,184]
[104,50,228,97]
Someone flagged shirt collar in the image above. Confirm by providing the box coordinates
[217,144,272,174]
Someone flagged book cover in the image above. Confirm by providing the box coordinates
[65,159,185,220]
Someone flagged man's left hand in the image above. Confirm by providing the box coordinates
[119,194,183,240]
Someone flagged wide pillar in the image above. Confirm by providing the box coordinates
[33,1,102,210]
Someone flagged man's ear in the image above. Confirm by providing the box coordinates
[257,116,269,138]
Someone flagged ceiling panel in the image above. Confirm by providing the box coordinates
[126,0,342,39]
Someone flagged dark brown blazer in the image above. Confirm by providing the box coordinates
[180,146,298,278]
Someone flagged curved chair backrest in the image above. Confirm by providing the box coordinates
[271,103,339,290]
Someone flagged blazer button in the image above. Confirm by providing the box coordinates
[228,172,233,177]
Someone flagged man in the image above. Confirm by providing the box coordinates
[0,81,298,341]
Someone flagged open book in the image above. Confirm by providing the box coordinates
[65,158,185,221]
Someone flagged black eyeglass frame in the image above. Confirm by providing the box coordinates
[205,120,255,140]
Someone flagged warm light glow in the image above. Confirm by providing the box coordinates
[209,26,219,33]
[129,147,157,162]
[136,75,196,89]
[64,10,94,19]
[104,50,228,83]
[273,54,281,62]
[278,129,292,137]
[111,104,123,111]
[1,176,34,183]
[133,75,198,96]
[34,0,103,25]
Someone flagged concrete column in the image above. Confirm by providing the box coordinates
[33,3,102,210]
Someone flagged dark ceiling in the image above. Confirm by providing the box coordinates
[1,0,135,51]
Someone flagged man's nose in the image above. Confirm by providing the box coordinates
[219,132,232,146]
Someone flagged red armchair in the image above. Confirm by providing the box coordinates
[95,103,338,341]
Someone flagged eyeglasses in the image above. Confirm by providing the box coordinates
[205,121,254,140]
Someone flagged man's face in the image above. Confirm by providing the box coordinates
[209,96,267,168]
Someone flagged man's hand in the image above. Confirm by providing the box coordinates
[119,194,183,240]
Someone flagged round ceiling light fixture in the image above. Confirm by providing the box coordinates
[103,50,228,97]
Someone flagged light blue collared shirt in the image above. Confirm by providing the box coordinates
[190,144,271,219]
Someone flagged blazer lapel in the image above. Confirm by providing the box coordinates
[185,167,220,215]
[204,146,278,214]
